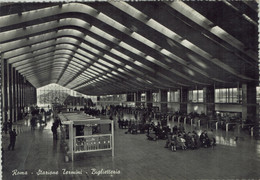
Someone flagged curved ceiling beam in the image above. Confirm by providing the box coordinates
[2,27,219,89]
[5,35,195,89]
[10,47,166,92]
[110,2,257,68]
[12,54,72,70]
[1,22,210,86]
[108,2,256,82]
[17,60,68,72]
[163,1,257,60]
[5,35,208,86]
[22,66,65,76]
[9,46,168,90]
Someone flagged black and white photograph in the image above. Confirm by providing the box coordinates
[0,1,259,179]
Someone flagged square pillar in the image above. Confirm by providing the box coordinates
[1,59,8,127]
[242,83,256,121]
[13,67,17,122]
[8,64,13,123]
[16,72,20,120]
[145,90,153,110]
[203,86,215,117]
[135,92,142,107]
[180,87,188,114]
[159,89,168,113]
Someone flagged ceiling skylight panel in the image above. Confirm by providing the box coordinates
[133,61,155,73]
[68,64,82,71]
[242,14,257,26]
[120,2,149,22]
[146,19,182,41]
[73,77,86,83]
[210,26,244,48]
[131,32,161,50]
[76,49,95,60]
[119,42,146,57]
[111,71,119,75]
[82,72,94,79]
[97,12,128,33]
[90,26,119,43]
[55,43,75,50]
[160,48,173,57]
[73,54,92,63]
[97,76,104,81]
[78,44,100,56]
[71,57,88,66]
[102,75,109,79]
[69,61,84,68]
[145,55,157,63]
[103,54,124,65]
[90,66,104,74]
[86,68,100,76]
[125,65,133,70]
[77,76,89,81]
[181,40,212,60]
[66,67,79,74]
[70,60,86,68]
[109,49,132,63]
[86,36,111,50]
[160,49,185,64]
[107,73,113,78]
[97,59,115,68]
[93,62,109,71]
[78,73,91,79]
[134,61,143,67]
[166,1,213,28]
[118,68,125,73]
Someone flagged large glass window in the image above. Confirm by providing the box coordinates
[215,88,241,103]
[167,90,179,102]
[37,83,95,106]
[141,93,146,102]
[257,87,260,104]
[153,93,159,102]
[188,90,203,103]
[198,90,203,102]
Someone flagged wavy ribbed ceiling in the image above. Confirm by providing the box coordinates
[0,1,258,95]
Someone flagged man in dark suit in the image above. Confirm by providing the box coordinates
[8,129,17,150]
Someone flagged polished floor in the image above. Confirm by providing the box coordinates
[2,114,260,180]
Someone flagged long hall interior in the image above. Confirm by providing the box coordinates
[1,1,260,180]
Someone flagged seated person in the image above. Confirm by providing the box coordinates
[177,134,186,150]
[207,129,216,146]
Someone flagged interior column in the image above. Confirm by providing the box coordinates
[203,86,215,118]
[159,89,167,113]
[1,59,8,132]
[145,90,153,110]
[180,87,188,114]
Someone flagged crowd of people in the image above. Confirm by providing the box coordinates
[164,128,216,152]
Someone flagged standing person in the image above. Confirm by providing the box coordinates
[51,123,58,140]
[8,129,17,151]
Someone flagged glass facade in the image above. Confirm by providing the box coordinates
[152,93,159,102]
[215,88,242,103]
[188,90,203,103]
[37,83,95,107]
[99,94,127,102]
[257,87,260,104]
[167,90,180,102]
